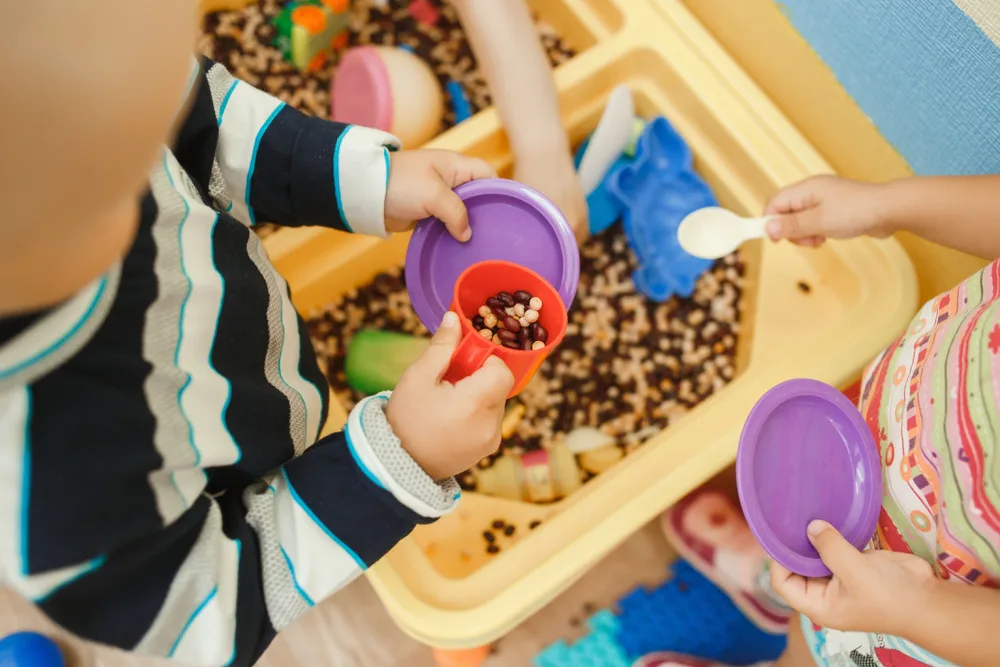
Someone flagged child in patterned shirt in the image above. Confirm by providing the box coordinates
[648,174,1000,667]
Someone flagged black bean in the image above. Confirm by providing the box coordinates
[503,524,515,536]
[497,329,518,343]
[533,323,549,343]
[497,292,515,307]
[487,544,500,554]
[503,316,521,332]
[492,519,505,529]
[472,315,485,330]
[529,520,541,530]
[483,530,495,543]
[513,290,532,305]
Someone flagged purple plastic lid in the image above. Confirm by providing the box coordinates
[736,379,882,577]
[405,178,580,333]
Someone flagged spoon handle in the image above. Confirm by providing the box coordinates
[742,216,774,241]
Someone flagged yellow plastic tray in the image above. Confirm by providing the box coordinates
[264,0,918,649]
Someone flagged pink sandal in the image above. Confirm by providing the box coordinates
[660,489,790,634]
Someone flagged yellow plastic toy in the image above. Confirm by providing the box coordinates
[265,0,918,663]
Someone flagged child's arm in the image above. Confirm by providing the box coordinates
[772,520,1000,667]
[193,57,490,239]
[0,312,511,667]
[452,0,589,242]
[764,174,1000,259]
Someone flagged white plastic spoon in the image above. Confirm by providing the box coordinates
[577,84,634,196]
[677,207,773,259]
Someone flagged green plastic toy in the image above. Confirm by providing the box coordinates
[273,0,350,73]
[345,329,430,395]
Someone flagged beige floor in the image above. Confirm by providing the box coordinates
[0,523,675,667]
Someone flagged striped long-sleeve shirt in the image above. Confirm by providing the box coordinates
[0,57,459,666]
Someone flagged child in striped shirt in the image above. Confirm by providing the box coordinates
[0,1,512,665]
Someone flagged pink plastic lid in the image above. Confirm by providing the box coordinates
[331,47,393,131]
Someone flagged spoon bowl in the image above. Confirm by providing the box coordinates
[677,207,770,259]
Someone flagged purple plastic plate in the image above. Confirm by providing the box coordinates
[736,379,881,577]
[405,178,580,333]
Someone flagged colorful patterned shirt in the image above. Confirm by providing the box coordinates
[807,258,1000,666]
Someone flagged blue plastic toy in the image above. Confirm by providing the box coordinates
[572,137,632,236]
[615,561,786,665]
[534,610,630,667]
[447,80,472,123]
[0,632,64,667]
[534,560,786,667]
[607,116,716,302]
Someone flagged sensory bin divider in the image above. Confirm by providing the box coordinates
[263,0,918,651]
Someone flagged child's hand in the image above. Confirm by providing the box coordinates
[769,520,936,636]
[764,175,891,247]
[386,311,514,481]
[385,150,496,242]
[516,153,590,244]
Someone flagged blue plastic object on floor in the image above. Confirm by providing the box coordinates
[534,610,631,667]
[607,116,715,302]
[0,632,64,667]
[615,561,786,666]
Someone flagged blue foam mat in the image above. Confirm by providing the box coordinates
[534,560,786,667]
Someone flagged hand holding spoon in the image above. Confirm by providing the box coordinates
[677,207,774,259]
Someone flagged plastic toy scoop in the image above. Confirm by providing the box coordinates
[443,260,567,398]
[577,84,634,196]
[736,379,882,577]
[677,207,772,260]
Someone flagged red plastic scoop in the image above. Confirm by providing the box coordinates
[443,260,568,398]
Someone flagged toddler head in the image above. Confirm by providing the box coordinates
[0,0,197,315]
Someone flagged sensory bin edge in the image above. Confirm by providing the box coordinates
[262,0,918,651]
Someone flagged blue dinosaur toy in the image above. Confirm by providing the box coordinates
[607,117,716,302]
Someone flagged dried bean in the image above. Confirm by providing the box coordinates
[529,297,543,311]
[478,305,491,318]
[497,292,515,307]
[472,315,485,330]
[502,340,521,350]
[497,329,518,343]
[533,323,549,343]
[513,290,533,305]
[531,341,545,350]
[513,303,526,317]
[486,296,504,310]
[503,316,521,332]
[478,328,493,340]
[484,313,498,328]
[522,338,533,351]
[524,309,539,323]
[491,306,508,321]
[517,328,530,343]
[519,316,530,328]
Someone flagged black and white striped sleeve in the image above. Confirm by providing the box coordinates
[0,294,459,665]
[196,57,400,236]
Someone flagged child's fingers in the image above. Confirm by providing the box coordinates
[763,177,823,216]
[764,208,825,242]
[807,520,864,579]
[438,152,497,187]
[411,311,463,380]
[427,182,472,242]
[458,356,514,405]
[769,561,827,618]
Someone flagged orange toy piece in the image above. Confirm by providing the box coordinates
[431,646,490,667]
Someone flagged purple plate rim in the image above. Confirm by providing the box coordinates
[404,178,580,333]
[736,378,882,578]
